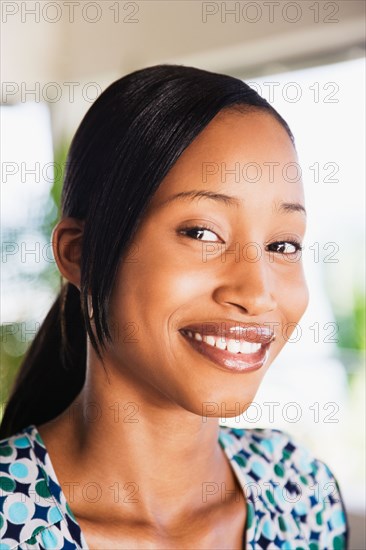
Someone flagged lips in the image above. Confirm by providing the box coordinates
[178,321,275,373]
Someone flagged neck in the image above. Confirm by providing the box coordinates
[37,346,240,530]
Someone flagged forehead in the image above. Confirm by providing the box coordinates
[198,108,296,159]
[150,109,303,207]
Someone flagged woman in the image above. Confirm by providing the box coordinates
[0,65,348,549]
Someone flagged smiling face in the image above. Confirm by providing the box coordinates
[105,108,309,418]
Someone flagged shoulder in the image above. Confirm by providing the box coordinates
[219,425,349,548]
[0,425,74,549]
[219,425,340,480]
[219,424,334,477]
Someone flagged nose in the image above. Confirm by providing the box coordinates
[212,254,277,316]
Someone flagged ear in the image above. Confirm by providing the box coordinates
[51,217,85,291]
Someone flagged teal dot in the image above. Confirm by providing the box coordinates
[14,436,30,449]
[0,477,15,492]
[333,534,345,550]
[27,525,44,544]
[41,528,58,549]
[251,460,266,478]
[0,446,12,457]
[246,502,254,529]
[8,502,28,524]
[262,518,276,540]
[265,489,275,505]
[0,543,11,550]
[9,462,28,479]
[249,443,260,454]
[233,454,246,468]
[36,479,51,499]
[283,449,291,460]
[274,485,286,506]
[274,463,285,477]
[278,515,287,532]
[39,466,49,484]
[281,542,293,549]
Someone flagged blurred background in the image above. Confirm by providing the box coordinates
[1,1,365,547]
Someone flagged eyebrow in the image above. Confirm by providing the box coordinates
[158,190,306,216]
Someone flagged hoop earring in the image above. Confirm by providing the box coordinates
[88,299,94,320]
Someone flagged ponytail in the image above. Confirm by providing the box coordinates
[0,282,86,439]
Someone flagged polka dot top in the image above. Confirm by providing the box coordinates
[0,424,348,549]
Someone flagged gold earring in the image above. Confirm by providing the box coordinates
[88,298,94,320]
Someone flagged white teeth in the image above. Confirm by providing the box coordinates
[215,338,227,350]
[227,339,241,353]
[203,335,216,346]
[184,330,262,355]
[241,341,261,354]
[240,341,252,354]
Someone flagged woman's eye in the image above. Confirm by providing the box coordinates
[266,241,302,255]
[178,225,222,242]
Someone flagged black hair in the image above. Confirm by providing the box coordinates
[0,64,294,439]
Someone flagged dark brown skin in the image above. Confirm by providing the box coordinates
[38,110,309,549]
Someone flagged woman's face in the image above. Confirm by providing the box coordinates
[106,109,309,418]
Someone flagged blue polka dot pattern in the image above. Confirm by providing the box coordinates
[0,424,348,548]
[0,426,87,549]
[218,427,349,549]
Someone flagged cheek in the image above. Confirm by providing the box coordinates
[109,249,210,338]
[276,267,309,336]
